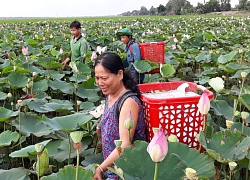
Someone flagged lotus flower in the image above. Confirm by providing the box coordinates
[228,162,237,171]
[22,46,28,55]
[90,51,97,61]
[89,103,105,118]
[174,38,178,43]
[42,37,46,41]
[96,46,107,55]
[171,44,176,50]
[197,92,210,115]
[60,47,63,54]
[208,77,224,93]
[147,127,168,163]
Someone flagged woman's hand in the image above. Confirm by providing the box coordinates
[92,166,103,180]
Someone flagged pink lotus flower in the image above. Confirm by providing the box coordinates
[197,92,210,115]
[90,51,97,61]
[174,38,178,43]
[22,47,28,55]
[42,37,46,41]
[147,127,168,163]
[89,103,105,118]
[171,44,176,50]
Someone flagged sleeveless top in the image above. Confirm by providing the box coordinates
[100,95,146,179]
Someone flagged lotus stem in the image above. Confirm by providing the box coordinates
[229,171,232,180]
[18,108,24,167]
[153,162,159,180]
[37,156,40,180]
[67,133,71,165]
[128,129,132,147]
[242,122,244,134]
[202,114,207,135]
[75,149,80,180]
[246,168,248,180]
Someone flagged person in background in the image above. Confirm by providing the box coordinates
[61,20,88,69]
[93,52,146,180]
[116,28,144,84]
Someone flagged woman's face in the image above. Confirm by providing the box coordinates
[95,64,123,95]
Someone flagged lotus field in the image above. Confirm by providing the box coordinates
[0,15,250,179]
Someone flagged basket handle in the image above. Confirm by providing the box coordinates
[197,85,207,91]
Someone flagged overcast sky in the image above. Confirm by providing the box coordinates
[1,0,238,17]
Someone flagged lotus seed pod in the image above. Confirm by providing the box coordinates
[241,72,248,78]
[234,110,240,117]
[168,135,178,142]
[70,131,84,143]
[185,168,197,179]
[76,100,82,105]
[17,100,23,107]
[228,161,237,171]
[241,111,249,119]
[114,140,123,148]
[33,72,37,77]
[35,144,45,153]
[226,120,234,129]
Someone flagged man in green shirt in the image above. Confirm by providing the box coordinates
[61,20,88,69]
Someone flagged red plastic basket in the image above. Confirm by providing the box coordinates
[139,42,165,74]
[138,81,214,149]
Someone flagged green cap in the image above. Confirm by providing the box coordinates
[116,28,132,38]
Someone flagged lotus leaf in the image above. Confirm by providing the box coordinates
[0,130,19,148]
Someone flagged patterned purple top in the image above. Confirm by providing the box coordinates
[100,95,146,179]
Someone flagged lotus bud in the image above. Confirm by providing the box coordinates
[184,168,197,179]
[70,131,84,143]
[239,49,243,54]
[226,120,234,129]
[147,127,168,163]
[114,140,123,148]
[69,62,79,74]
[197,92,210,115]
[13,66,17,71]
[168,134,178,142]
[11,102,13,106]
[33,72,37,77]
[234,110,240,117]
[17,100,23,107]
[22,46,28,56]
[7,93,12,98]
[228,161,237,171]
[77,100,82,105]
[241,72,248,81]
[124,111,133,130]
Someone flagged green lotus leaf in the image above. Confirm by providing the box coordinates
[76,62,91,75]
[210,99,234,120]
[0,168,30,180]
[133,60,152,73]
[46,136,92,161]
[26,38,38,45]
[40,165,93,180]
[7,72,28,87]
[51,49,60,57]
[0,130,19,148]
[168,142,215,177]
[82,78,96,89]
[49,79,74,94]
[0,59,10,69]
[160,64,176,78]
[69,74,88,83]
[195,52,211,63]
[9,139,51,158]
[37,62,62,70]
[42,99,73,112]
[26,99,48,113]
[201,130,244,163]
[77,85,100,102]
[115,141,187,180]
[33,79,49,93]
[43,113,93,132]
[217,51,237,64]
[203,32,215,40]
[0,107,18,122]
[13,114,52,137]
[0,91,7,100]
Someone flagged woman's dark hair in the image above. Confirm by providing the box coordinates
[94,52,140,97]
[70,20,81,29]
